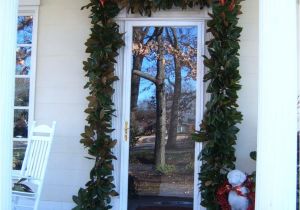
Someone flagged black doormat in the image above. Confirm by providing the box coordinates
[136,207,192,210]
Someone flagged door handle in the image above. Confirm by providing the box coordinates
[124,121,129,141]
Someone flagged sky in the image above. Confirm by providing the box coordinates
[134,26,198,105]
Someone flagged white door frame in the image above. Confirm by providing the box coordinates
[119,20,205,210]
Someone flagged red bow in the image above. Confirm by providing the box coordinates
[99,0,105,7]
[217,183,246,196]
[231,185,247,197]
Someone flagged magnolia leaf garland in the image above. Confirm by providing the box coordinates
[193,0,243,209]
[74,0,242,209]
[72,1,124,210]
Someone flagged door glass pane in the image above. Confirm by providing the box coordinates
[128,26,198,210]
[13,109,29,138]
[16,47,31,75]
[13,141,27,170]
[17,16,33,44]
[15,78,30,106]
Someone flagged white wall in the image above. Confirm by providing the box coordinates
[35,0,91,206]
[34,0,259,208]
[236,0,259,173]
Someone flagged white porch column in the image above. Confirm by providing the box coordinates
[256,0,298,210]
[0,0,19,210]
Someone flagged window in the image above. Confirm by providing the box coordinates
[13,7,38,171]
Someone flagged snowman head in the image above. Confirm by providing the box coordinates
[227,169,247,187]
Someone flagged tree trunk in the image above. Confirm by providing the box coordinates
[130,27,148,147]
[154,29,166,167]
[131,27,166,167]
[131,55,142,111]
[131,26,148,111]
[167,56,181,149]
[130,55,142,147]
[166,27,182,149]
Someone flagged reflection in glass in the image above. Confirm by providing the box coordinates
[128,26,198,210]
[14,109,28,138]
[17,16,33,44]
[13,141,27,170]
[16,47,31,75]
[15,78,30,106]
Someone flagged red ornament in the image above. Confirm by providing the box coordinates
[99,0,105,7]
[219,0,226,6]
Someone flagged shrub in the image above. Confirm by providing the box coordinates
[185,162,194,173]
[156,164,176,175]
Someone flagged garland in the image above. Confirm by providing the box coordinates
[193,1,243,209]
[124,0,210,16]
[72,1,124,209]
[73,0,242,209]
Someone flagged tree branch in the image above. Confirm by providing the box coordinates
[170,27,178,48]
[133,70,158,84]
[167,76,175,87]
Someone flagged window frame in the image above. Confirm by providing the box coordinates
[13,6,39,174]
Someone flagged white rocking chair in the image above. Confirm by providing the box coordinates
[12,121,56,210]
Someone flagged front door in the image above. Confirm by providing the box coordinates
[120,20,205,210]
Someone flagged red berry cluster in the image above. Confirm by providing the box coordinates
[99,0,105,6]
[219,0,236,11]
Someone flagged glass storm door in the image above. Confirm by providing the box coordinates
[120,21,204,210]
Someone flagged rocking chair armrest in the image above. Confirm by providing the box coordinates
[12,175,33,183]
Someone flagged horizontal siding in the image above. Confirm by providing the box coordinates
[236,0,259,173]
[35,0,90,205]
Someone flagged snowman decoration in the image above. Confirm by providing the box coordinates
[227,169,249,210]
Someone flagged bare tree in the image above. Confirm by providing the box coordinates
[133,27,166,167]
[131,27,150,111]
[166,27,181,149]
[154,30,166,166]
[130,27,150,147]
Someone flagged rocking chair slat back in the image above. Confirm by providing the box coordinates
[21,121,56,180]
